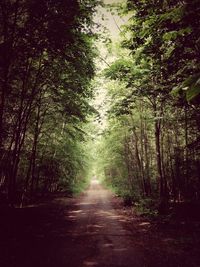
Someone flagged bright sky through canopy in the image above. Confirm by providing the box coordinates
[94,0,126,40]
[92,0,127,134]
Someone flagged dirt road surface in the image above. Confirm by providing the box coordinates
[1,179,199,267]
[68,179,145,267]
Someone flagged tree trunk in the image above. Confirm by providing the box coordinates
[153,102,168,213]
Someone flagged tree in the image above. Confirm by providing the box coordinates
[97,0,200,213]
[0,0,99,205]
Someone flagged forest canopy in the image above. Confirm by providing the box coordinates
[95,0,200,213]
[0,0,100,206]
[0,0,199,212]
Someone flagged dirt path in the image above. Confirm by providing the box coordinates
[69,179,145,267]
[1,179,200,267]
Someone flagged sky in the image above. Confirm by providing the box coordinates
[94,0,126,40]
[92,0,127,133]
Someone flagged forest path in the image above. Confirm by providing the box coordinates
[67,178,145,267]
[1,179,199,267]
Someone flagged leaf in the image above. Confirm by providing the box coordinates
[183,74,200,87]
[159,6,184,24]
[163,27,192,42]
[172,74,200,102]
[186,84,200,101]
[163,31,178,41]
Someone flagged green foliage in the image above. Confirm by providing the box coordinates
[172,74,200,102]
[95,0,200,214]
[135,198,158,218]
[0,0,100,204]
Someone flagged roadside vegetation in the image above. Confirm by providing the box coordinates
[0,0,200,219]
[0,0,99,206]
[95,0,200,217]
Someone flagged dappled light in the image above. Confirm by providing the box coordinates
[83,260,98,266]
[139,222,151,227]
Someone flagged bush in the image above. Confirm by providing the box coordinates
[135,198,158,218]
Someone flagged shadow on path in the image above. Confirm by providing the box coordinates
[0,179,199,267]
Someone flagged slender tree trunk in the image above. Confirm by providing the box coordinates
[144,119,151,195]
[184,104,189,199]
[155,121,164,195]
[30,104,41,197]
[131,128,145,196]
[153,101,168,213]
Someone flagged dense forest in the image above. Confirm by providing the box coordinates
[0,0,99,206]
[95,0,200,214]
[0,0,200,215]
[1,2,200,267]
